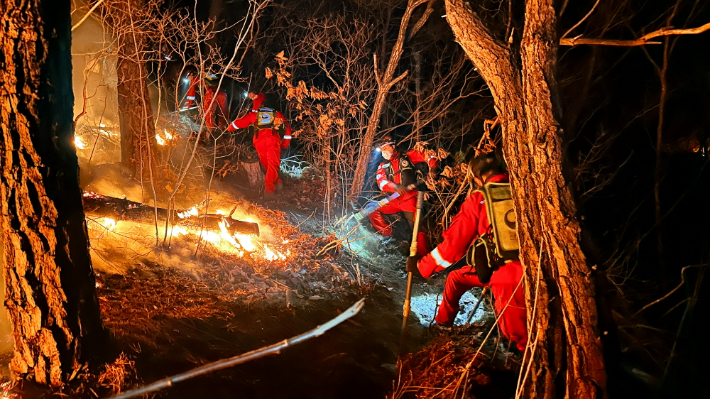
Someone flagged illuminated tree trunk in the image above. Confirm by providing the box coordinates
[444,0,606,397]
[113,0,160,178]
[0,0,106,387]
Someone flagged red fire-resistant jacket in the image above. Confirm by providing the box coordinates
[184,75,199,108]
[184,76,228,129]
[227,94,292,149]
[418,173,509,279]
[375,150,437,199]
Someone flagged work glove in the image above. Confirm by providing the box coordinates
[393,184,409,196]
[281,147,289,159]
[405,255,421,274]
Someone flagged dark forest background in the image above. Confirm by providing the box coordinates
[103,0,710,395]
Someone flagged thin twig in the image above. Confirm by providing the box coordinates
[560,0,600,40]
[632,264,709,318]
[72,0,108,31]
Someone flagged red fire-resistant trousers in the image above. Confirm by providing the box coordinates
[253,130,283,194]
[436,261,527,352]
[368,195,430,257]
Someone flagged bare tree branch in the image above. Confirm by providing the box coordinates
[561,21,710,46]
[388,70,410,89]
[408,0,435,40]
[109,299,366,399]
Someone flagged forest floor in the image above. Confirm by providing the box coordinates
[75,164,522,399]
[1,126,522,398]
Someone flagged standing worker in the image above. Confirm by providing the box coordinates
[226,92,292,197]
[369,137,437,257]
[183,72,229,130]
[412,151,527,352]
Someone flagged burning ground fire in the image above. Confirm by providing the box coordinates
[174,206,287,260]
[89,210,288,263]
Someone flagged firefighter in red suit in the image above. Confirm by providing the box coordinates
[369,138,437,257]
[415,153,527,352]
[184,73,229,129]
[226,92,292,195]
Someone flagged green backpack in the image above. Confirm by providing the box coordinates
[465,182,519,283]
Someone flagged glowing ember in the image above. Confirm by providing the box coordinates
[155,134,166,146]
[164,129,174,140]
[74,136,86,149]
[102,217,117,230]
[86,206,288,262]
[200,230,220,242]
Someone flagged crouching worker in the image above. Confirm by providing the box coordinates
[369,137,437,257]
[410,151,527,352]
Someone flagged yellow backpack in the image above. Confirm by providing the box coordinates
[465,182,519,282]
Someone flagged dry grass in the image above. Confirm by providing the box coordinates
[391,328,518,399]
[97,353,136,394]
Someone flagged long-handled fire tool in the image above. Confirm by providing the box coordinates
[399,189,425,357]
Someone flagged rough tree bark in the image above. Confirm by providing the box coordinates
[444,0,606,398]
[0,0,107,387]
[348,0,432,201]
[111,0,160,178]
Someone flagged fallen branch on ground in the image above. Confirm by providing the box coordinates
[108,298,366,399]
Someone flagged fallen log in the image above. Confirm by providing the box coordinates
[81,192,260,236]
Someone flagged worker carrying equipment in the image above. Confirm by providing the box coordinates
[412,151,527,352]
[227,92,292,195]
[465,181,519,283]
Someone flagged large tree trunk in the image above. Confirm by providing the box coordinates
[113,0,160,179]
[444,0,606,397]
[0,0,107,387]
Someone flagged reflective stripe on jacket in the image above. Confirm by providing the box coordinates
[418,173,509,279]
